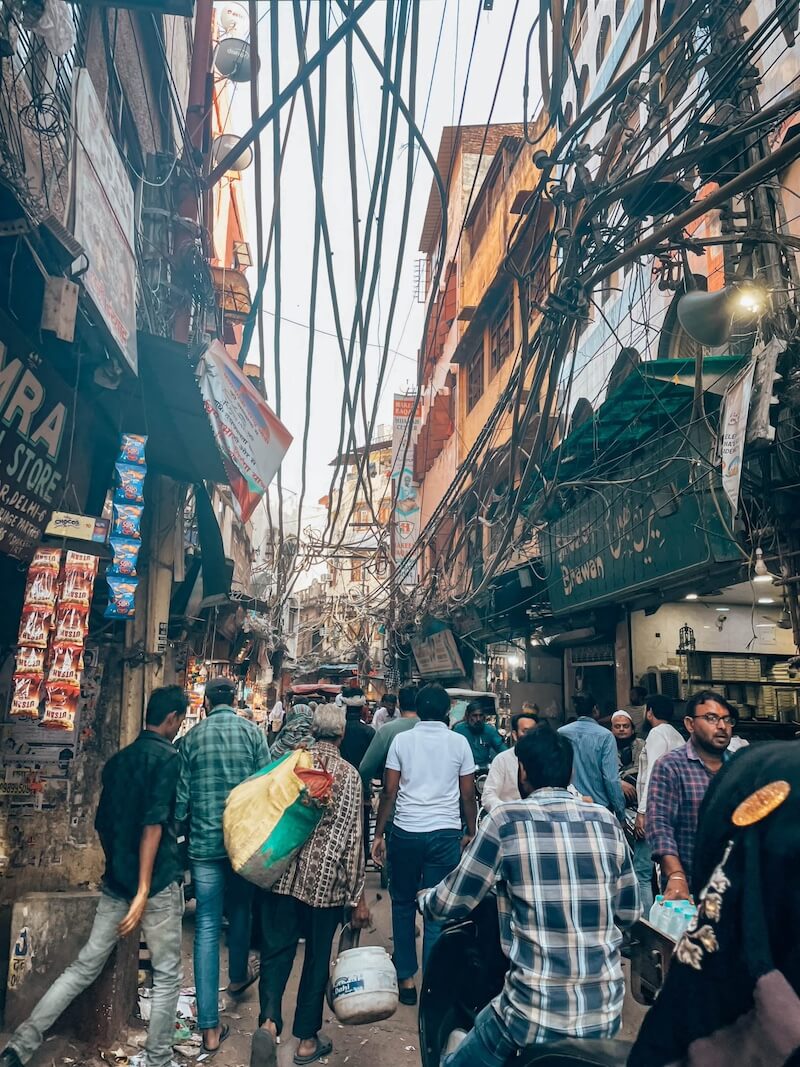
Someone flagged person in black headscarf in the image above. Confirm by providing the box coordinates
[629,740,800,1067]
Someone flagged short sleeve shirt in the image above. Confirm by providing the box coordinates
[386,720,476,832]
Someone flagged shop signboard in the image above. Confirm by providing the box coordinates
[412,629,465,679]
[72,69,138,375]
[0,340,74,561]
[391,394,421,587]
[544,442,741,614]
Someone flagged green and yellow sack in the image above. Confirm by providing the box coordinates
[223,749,333,889]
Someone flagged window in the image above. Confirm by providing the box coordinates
[596,16,611,71]
[351,560,363,585]
[615,0,627,26]
[467,342,484,411]
[600,269,621,305]
[577,65,590,111]
[489,296,515,378]
[570,0,588,52]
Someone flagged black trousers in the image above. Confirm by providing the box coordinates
[258,891,342,1040]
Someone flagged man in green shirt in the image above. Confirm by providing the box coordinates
[359,687,418,794]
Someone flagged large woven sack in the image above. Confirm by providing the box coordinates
[223,750,333,888]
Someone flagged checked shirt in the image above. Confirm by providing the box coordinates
[421,788,640,1047]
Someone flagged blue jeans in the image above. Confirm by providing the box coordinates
[10,886,183,1067]
[443,1003,577,1067]
[388,826,462,981]
[192,858,254,1030]
[633,838,655,914]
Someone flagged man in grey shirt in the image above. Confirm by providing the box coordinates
[559,693,625,822]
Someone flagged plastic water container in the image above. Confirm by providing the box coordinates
[648,895,665,927]
[329,929,398,1025]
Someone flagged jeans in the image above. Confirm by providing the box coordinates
[258,892,342,1040]
[443,1003,575,1067]
[632,838,655,913]
[192,858,254,1030]
[9,885,183,1067]
[388,826,462,981]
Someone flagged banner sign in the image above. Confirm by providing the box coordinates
[196,340,292,522]
[412,629,465,679]
[391,394,421,586]
[72,69,138,375]
[0,341,73,561]
[719,360,755,516]
[543,435,741,614]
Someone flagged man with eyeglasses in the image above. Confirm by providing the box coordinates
[646,691,736,901]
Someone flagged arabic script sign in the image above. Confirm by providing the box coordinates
[544,438,741,613]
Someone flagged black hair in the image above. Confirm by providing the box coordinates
[207,685,236,709]
[646,692,675,722]
[416,683,451,722]
[511,711,538,733]
[516,728,573,790]
[398,686,417,712]
[383,693,398,704]
[342,684,365,700]
[466,699,488,716]
[685,689,738,722]
[573,692,598,718]
[146,685,189,726]
[630,685,648,705]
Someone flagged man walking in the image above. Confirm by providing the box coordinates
[372,683,476,1005]
[632,694,684,910]
[647,690,735,899]
[371,693,398,730]
[0,686,188,1067]
[338,686,374,769]
[558,693,626,822]
[481,710,539,811]
[176,677,270,1053]
[453,700,506,770]
[421,728,640,1065]
[359,687,418,791]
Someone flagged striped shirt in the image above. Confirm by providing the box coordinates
[421,788,641,1047]
[175,706,271,860]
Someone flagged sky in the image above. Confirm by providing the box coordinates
[222,0,537,531]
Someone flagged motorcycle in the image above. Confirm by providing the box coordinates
[419,896,632,1067]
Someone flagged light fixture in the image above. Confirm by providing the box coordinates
[758,597,775,605]
[715,606,730,612]
[753,548,771,582]
[685,593,698,600]
[676,281,768,347]
[211,133,253,173]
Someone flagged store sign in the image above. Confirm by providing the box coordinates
[72,69,138,374]
[0,342,73,561]
[45,512,108,543]
[412,629,465,679]
[196,340,292,523]
[544,441,741,614]
[392,394,421,587]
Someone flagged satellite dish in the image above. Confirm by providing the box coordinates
[213,38,256,82]
[211,134,253,173]
[217,2,248,36]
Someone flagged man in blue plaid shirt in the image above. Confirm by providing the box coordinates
[420,727,640,1066]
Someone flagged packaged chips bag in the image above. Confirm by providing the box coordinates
[42,681,79,730]
[15,646,45,677]
[105,576,138,619]
[18,607,53,648]
[61,552,99,608]
[108,536,141,577]
[9,675,42,718]
[48,644,84,688]
[113,503,144,540]
[24,547,62,608]
[119,433,147,465]
[115,462,146,504]
[54,605,88,646]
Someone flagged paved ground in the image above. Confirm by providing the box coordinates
[15,870,646,1067]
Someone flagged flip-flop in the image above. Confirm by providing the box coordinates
[292,1037,333,1065]
[202,1023,230,1054]
[227,970,259,998]
[250,1029,277,1067]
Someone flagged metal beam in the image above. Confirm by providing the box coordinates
[204,0,379,188]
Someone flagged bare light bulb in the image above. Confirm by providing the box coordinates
[753,548,772,584]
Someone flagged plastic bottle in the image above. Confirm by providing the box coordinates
[648,895,665,928]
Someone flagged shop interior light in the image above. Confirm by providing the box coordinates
[715,606,730,611]
[758,597,775,604]
[685,593,699,600]
[753,548,773,583]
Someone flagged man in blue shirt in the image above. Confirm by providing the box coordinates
[453,701,506,770]
[558,693,625,822]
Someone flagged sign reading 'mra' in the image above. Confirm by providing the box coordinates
[0,343,71,560]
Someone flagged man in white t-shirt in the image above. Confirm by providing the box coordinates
[481,709,539,811]
[268,695,288,740]
[371,694,398,730]
[372,683,477,1006]
[634,693,684,910]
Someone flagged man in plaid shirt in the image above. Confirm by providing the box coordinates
[420,728,640,1066]
[175,677,271,1053]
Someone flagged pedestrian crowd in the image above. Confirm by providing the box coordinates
[3,674,798,1067]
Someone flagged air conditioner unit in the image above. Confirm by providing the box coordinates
[640,667,681,700]
[319,625,328,637]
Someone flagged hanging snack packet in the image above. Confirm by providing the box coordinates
[15,646,45,677]
[108,537,140,577]
[42,681,80,730]
[61,552,99,608]
[115,462,146,504]
[48,644,84,688]
[24,547,62,608]
[18,607,53,648]
[119,433,147,466]
[9,674,42,719]
[105,576,138,619]
[112,502,143,540]
[54,605,89,646]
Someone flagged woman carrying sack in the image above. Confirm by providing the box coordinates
[252,704,371,1067]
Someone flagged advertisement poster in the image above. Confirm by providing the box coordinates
[391,394,422,587]
[196,340,293,522]
[720,360,755,515]
[72,69,138,374]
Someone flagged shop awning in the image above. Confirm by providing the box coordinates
[117,333,228,485]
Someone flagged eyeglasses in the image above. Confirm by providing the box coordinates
[692,713,735,727]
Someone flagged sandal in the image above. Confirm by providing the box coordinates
[227,968,259,998]
[293,1036,333,1065]
[202,1024,230,1054]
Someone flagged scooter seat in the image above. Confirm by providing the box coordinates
[516,1038,633,1066]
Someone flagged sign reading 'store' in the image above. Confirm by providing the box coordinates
[0,343,71,561]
